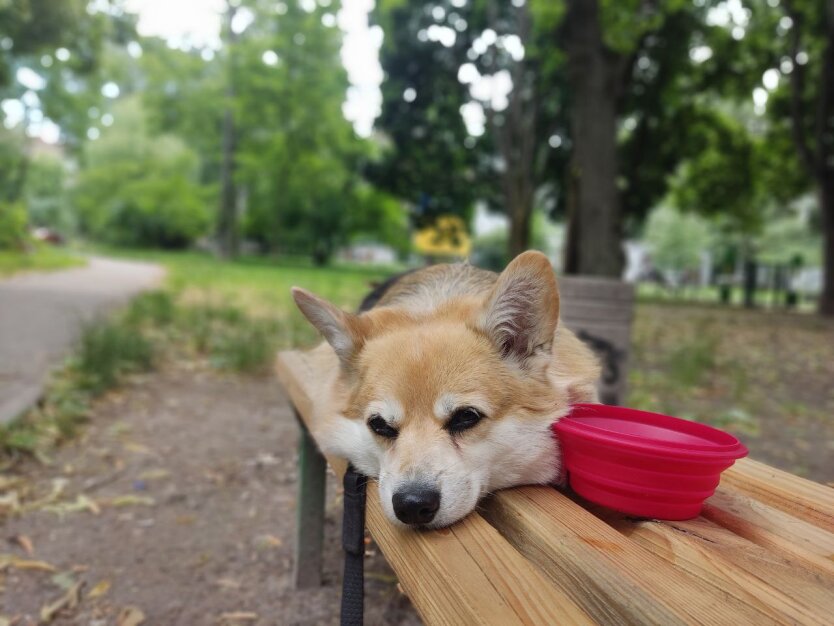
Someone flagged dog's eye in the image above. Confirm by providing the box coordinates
[368,415,398,439]
[446,407,483,434]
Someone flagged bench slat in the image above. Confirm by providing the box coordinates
[481,487,780,625]
[367,484,594,626]
[702,488,834,578]
[722,459,834,532]
[589,503,834,625]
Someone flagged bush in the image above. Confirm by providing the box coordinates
[0,201,29,250]
[72,97,212,249]
[75,318,155,392]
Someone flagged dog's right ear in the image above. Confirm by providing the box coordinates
[291,287,364,367]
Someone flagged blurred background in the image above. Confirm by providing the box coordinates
[2,0,833,475]
[1,0,833,621]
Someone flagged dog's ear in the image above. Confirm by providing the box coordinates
[478,251,560,363]
[291,287,365,367]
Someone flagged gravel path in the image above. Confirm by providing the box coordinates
[0,257,164,425]
[1,364,419,625]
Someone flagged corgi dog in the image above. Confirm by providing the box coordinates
[291,251,600,528]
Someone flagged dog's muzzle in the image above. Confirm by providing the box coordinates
[392,484,441,525]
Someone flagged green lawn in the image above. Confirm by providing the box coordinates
[101,248,401,349]
[0,246,85,278]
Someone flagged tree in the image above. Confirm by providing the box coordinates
[767,0,834,315]
[72,98,211,248]
[370,0,487,238]
[217,2,240,260]
[232,0,364,264]
[644,204,711,283]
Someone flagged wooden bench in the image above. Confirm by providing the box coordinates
[277,348,834,625]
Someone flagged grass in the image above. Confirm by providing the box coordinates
[627,301,834,478]
[97,248,398,348]
[0,245,85,278]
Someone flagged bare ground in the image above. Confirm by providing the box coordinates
[0,363,420,625]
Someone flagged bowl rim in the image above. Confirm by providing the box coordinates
[555,403,748,460]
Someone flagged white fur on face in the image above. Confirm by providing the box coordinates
[315,414,381,478]
[320,397,567,529]
[365,397,405,426]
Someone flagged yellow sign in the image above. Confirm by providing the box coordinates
[413,215,471,257]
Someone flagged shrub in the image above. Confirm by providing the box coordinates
[75,319,155,392]
[0,201,29,250]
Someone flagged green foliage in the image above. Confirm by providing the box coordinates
[232,0,362,263]
[73,98,211,248]
[0,245,83,277]
[75,317,154,392]
[0,126,25,203]
[644,205,711,276]
[208,317,279,373]
[0,200,28,250]
[669,112,759,233]
[369,0,488,228]
[25,154,75,234]
[124,290,176,327]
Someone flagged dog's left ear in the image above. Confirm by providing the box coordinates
[291,287,365,368]
[478,250,560,363]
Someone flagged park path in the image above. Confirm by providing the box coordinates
[0,256,164,425]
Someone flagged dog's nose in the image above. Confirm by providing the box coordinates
[392,486,441,525]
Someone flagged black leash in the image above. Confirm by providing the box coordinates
[341,465,367,626]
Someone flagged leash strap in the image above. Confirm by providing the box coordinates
[341,465,367,626]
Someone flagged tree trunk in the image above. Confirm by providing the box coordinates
[563,0,624,277]
[216,3,239,260]
[492,1,537,260]
[817,0,834,315]
[563,157,580,273]
[507,192,534,258]
[820,175,834,315]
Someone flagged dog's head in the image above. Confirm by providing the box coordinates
[292,251,597,528]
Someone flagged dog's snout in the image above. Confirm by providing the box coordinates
[392,486,441,525]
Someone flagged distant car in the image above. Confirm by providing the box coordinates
[31,227,65,245]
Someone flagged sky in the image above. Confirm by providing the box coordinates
[125,0,384,137]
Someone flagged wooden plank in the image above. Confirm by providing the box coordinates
[703,488,834,578]
[367,483,594,626]
[560,277,636,301]
[277,348,594,626]
[481,486,780,625]
[722,458,834,532]
[589,503,834,625]
[560,303,635,322]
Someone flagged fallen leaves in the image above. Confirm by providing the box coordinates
[138,468,170,481]
[42,494,100,516]
[8,534,34,556]
[0,554,56,573]
[252,534,282,551]
[219,612,258,624]
[116,606,146,626]
[40,580,84,623]
[88,579,111,598]
[107,495,155,508]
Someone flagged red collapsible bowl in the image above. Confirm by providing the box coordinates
[553,403,748,520]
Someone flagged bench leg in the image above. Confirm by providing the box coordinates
[293,412,327,588]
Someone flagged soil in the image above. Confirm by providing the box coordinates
[0,363,421,625]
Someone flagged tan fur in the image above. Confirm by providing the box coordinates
[292,251,601,528]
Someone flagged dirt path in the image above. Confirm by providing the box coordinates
[0,257,164,425]
[1,363,419,625]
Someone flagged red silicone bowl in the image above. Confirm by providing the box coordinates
[553,403,748,520]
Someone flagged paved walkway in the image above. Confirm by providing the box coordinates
[0,256,164,424]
